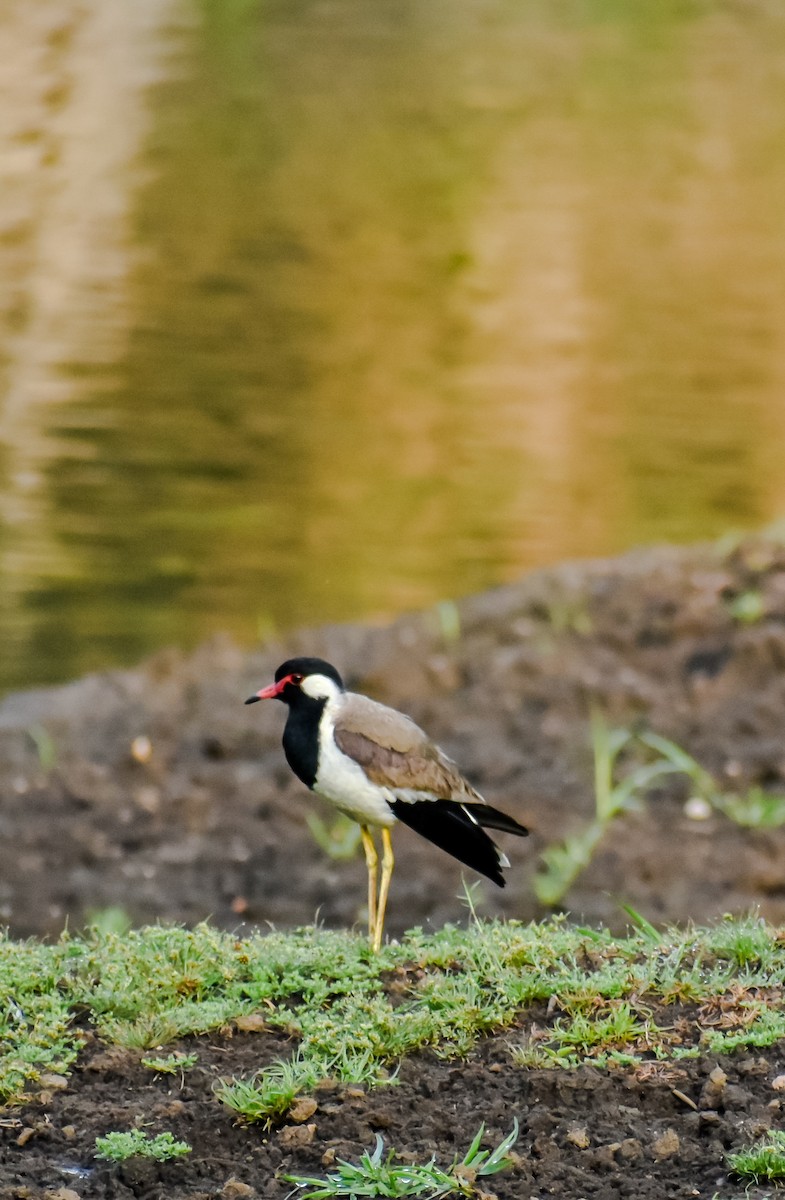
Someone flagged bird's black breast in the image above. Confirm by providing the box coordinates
[282,696,326,789]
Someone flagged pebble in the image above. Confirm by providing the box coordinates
[278,1123,317,1147]
[651,1129,680,1159]
[699,1065,727,1109]
[130,735,152,763]
[684,796,712,821]
[618,1138,643,1161]
[235,1013,268,1033]
[220,1179,255,1199]
[289,1096,318,1123]
[39,1074,68,1091]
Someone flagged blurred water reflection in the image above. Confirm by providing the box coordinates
[2,0,785,691]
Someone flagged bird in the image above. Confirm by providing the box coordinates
[245,656,528,951]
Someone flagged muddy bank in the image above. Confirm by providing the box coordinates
[2,537,785,939]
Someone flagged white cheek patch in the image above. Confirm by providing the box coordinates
[301,673,342,702]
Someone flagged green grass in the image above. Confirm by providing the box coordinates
[94,1129,192,1163]
[2,914,785,1124]
[727,1129,785,1182]
[284,1120,519,1198]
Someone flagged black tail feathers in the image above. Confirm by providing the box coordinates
[389,798,526,887]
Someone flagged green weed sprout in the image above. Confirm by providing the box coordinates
[94,1129,191,1163]
[639,732,785,828]
[305,811,362,859]
[284,1120,519,1198]
[216,1055,323,1126]
[27,725,57,770]
[712,786,785,828]
[534,712,686,906]
[535,718,785,907]
[141,1051,198,1074]
[727,1129,785,1181]
[85,906,132,936]
[726,589,765,624]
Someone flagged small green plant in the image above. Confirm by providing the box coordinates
[726,589,765,624]
[305,811,362,859]
[701,1008,785,1054]
[640,733,785,829]
[431,598,462,644]
[635,731,716,795]
[86,907,133,936]
[284,1120,519,1198]
[534,713,686,906]
[216,1055,323,1126]
[712,786,785,828]
[141,1051,198,1074]
[727,1129,785,1181]
[94,1129,191,1163]
[706,912,778,969]
[551,1001,650,1054]
[618,903,661,943]
[536,721,785,907]
[27,725,57,770]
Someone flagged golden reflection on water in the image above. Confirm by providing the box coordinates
[2,0,785,689]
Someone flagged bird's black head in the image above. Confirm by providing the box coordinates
[245,657,345,706]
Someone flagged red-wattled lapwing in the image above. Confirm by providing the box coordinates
[246,657,528,951]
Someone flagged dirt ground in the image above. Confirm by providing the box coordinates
[1,1027,783,1200]
[3,539,785,1198]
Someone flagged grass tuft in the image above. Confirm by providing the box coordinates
[283,1120,519,1197]
[727,1129,785,1181]
[216,1055,325,1126]
[141,1051,198,1075]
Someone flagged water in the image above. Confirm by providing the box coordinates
[2,0,785,692]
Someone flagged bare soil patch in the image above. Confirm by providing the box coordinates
[2,1028,783,1199]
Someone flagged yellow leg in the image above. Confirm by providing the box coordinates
[372,827,394,953]
[359,826,378,945]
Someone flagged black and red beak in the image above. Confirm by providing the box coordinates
[245,680,284,705]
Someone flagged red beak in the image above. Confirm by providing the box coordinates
[245,680,285,704]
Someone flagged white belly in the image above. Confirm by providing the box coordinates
[314,716,396,828]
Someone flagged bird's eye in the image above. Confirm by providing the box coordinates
[290,673,303,685]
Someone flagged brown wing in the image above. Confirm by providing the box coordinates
[334,692,483,802]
